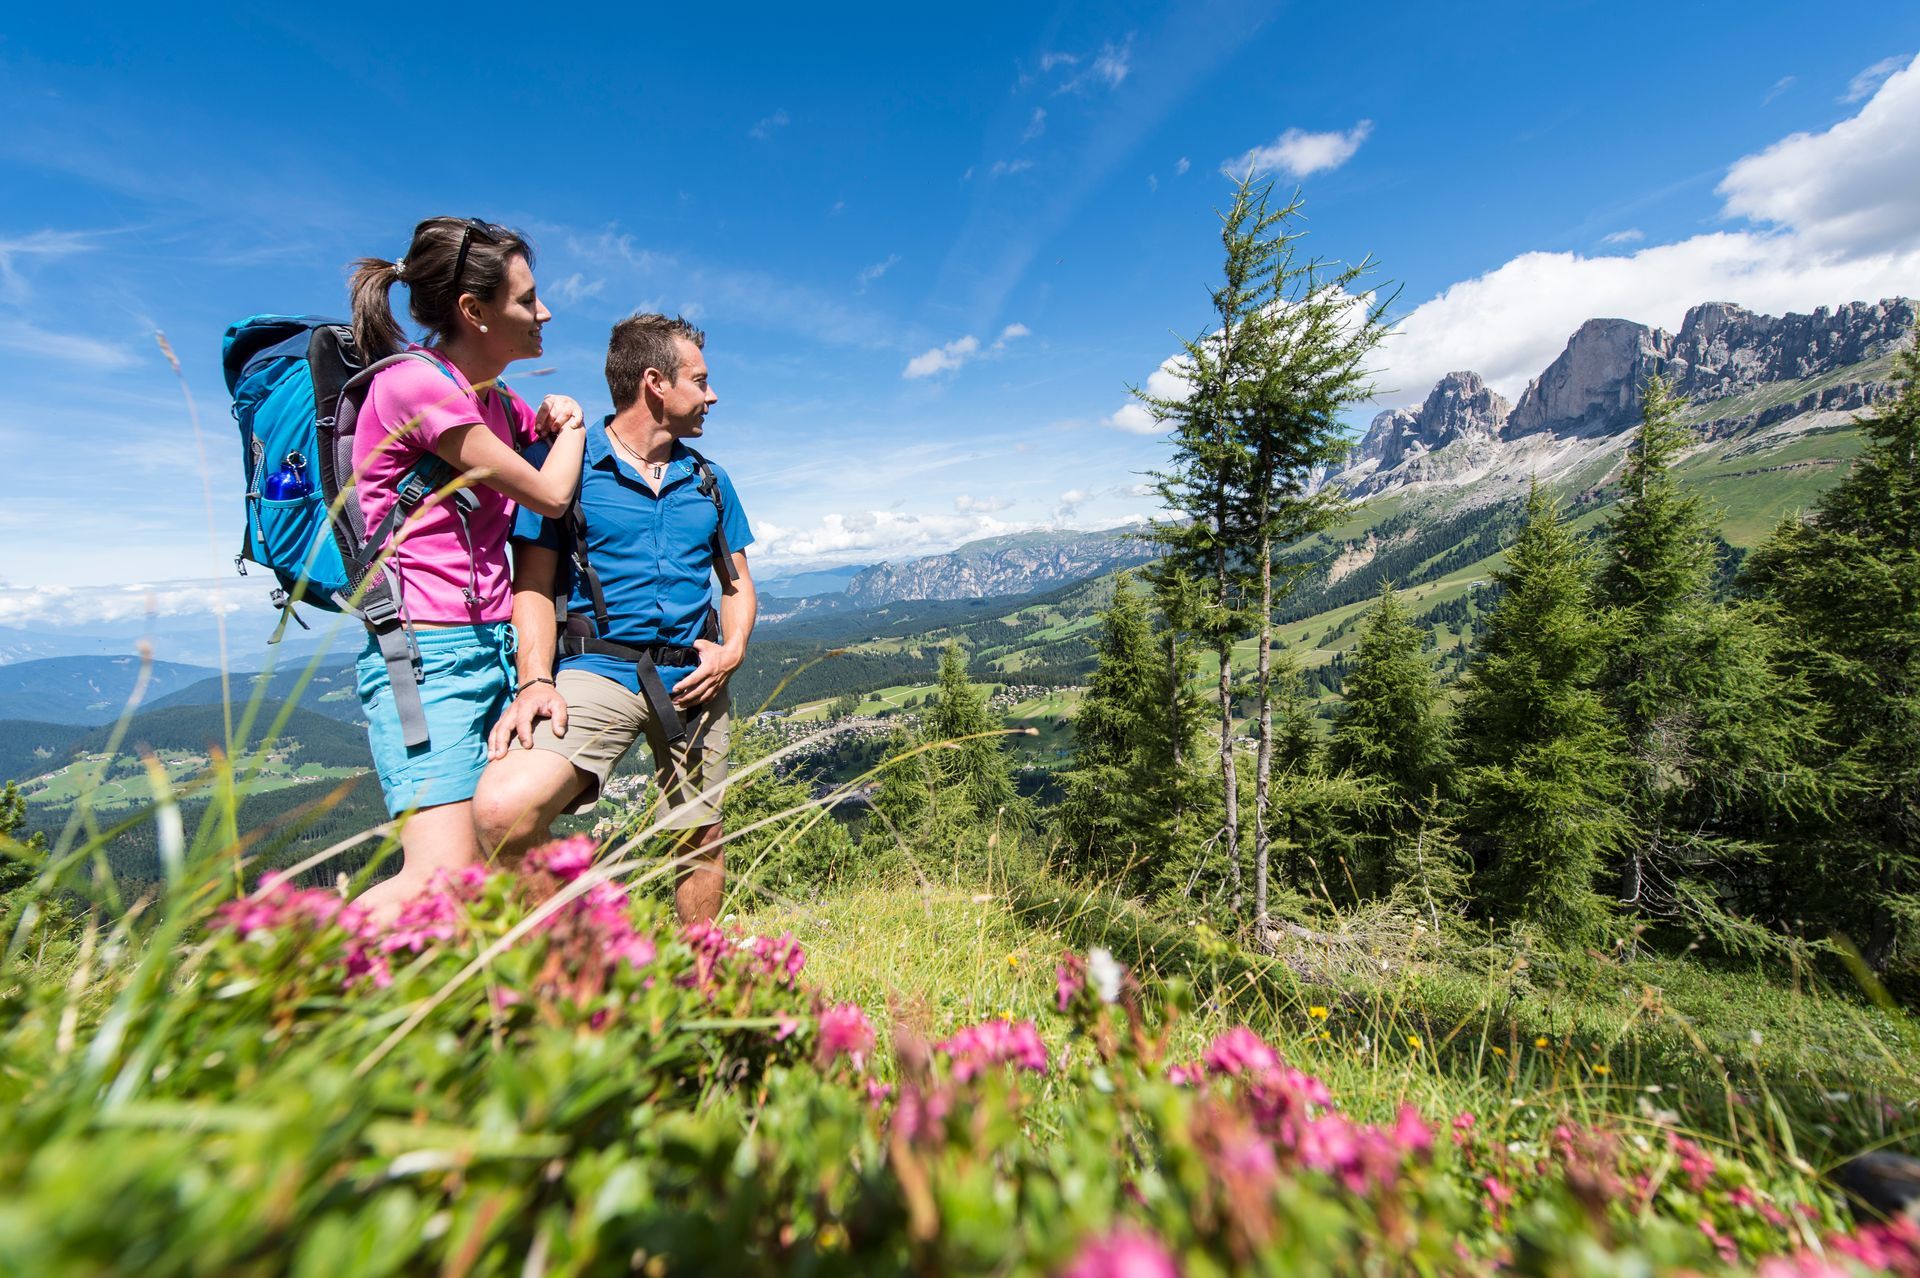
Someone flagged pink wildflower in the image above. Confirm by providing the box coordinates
[379,888,459,954]
[1669,1133,1716,1190]
[937,1018,1049,1082]
[1482,1176,1514,1209]
[1699,1219,1739,1266]
[773,1014,801,1042]
[751,932,807,984]
[866,1078,895,1109]
[342,941,391,990]
[1060,1226,1180,1278]
[1202,1026,1280,1079]
[1393,1104,1434,1156]
[1166,1063,1202,1087]
[678,918,734,991]
[1056,952,1086,1012]
[1452,1111,1477,1145]
[527,834,596,881]
[817,1002,876,1072]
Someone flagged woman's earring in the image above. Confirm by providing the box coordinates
[478,324,489,333]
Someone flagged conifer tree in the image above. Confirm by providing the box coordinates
[1328,582,1453,891]
[1141,173,1388,930]
[1596,377,1830,923]
[870,644,1025,866]
[1,781,43,903]
[1743,345,1920,969]
[1057,575,1161,880]
[1458,482,1627,945]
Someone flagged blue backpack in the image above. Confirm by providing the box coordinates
[222,315,481,748]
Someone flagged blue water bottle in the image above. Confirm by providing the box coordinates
[263,451,313,501]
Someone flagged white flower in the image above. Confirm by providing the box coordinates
[1087,947,1123,1004]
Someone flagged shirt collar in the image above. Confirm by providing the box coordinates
[587,417,694,483]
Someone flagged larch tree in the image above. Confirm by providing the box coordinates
[1141,172,1389,931]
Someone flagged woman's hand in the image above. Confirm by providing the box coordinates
[534,394,585,437]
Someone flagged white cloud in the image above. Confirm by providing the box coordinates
[989,158,1035,178]
[1054,487,1090,519]
[1843,54,1906,102]
[1089,42,1132,88]
[1023,108,1047,142]
[904,324,1028,377]
[1362,54,1920,406]
[1225,120,1373,180]
[954,494,1014,513]
[1174,156,1191,176]
[1054,39,1132,94]
[754,509,1020,565]
[749,109,790,140]
[0,578,262,626]
[1719,52,1920,255]
[0,319,138,369]
[1148,173,1159,193]
[1599,228,1644,246]
[856,254,900,290]
[1103,355,1194,434]
[551,271,604,305]
[1763,75,1796,105]
[904,335,981,378]
[0,229,100,303]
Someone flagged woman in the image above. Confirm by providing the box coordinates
[346,216,587,922]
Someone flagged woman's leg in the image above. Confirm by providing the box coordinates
[356,800,482,926]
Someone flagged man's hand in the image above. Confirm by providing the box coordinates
[488,683,570,759]
[533,394,585,438]
[671,639,741,711]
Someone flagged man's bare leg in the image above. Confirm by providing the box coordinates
[674,821,726,925]
[472,749,591,860]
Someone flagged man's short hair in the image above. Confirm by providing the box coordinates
[606,313,706,410]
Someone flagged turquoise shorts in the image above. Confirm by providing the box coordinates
[355,622,516,817]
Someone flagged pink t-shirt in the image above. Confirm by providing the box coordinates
[352,347,538,624]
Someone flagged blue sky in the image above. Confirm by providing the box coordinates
[3,2,1919,630]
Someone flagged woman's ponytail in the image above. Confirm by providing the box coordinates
[348,257,407,359]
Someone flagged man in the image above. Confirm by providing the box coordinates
[473,313,756,924]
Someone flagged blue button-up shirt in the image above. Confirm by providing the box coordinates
[513,417,753,695]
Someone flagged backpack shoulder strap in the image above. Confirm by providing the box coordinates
[683,447,737,588]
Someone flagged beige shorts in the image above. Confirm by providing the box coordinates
[521,669,731,830]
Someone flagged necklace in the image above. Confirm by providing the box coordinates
[609,427,669,483]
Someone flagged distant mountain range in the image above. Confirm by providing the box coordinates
[0,655,360,727]
[842,527,1156,606]
[1331,297,1914,498]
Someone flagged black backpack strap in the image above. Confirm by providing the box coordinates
[684,447,737,588]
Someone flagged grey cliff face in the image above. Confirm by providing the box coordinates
[1507,318,1668,438]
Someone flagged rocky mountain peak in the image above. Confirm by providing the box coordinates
[1507,317,1666,438]
[1352,370,1509,470]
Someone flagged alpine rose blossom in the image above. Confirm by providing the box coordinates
[1061,1226,1180,1278]
[817,1002,876,1071]
[937,1018,1049,1081]
[527,834,596,881]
